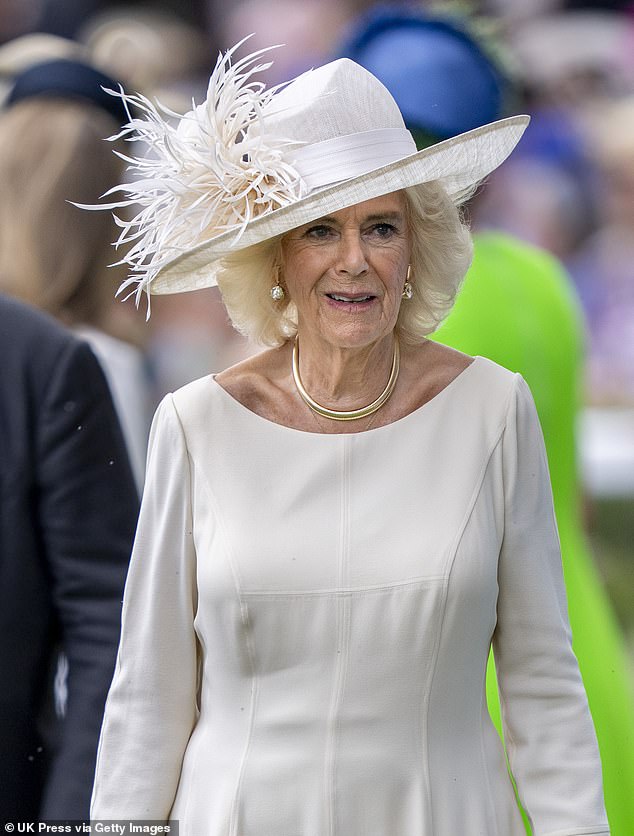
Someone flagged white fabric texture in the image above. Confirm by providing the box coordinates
[288,128,418,191]
[91,356,609,836]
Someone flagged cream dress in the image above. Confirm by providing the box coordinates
[91,356,609,836]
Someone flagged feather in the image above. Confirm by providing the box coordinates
[79,37,306,314]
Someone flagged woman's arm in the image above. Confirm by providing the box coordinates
[493,375,610,836]
[91,394,199,819]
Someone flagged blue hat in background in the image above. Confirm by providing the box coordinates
[6,58,128,126]
[338,6,509,140]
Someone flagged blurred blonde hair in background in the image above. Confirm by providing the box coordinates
[0,98,126,331]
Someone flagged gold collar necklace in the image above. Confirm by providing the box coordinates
[291,336,400,422]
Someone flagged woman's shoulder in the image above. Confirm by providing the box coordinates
[405,340,472,384]
[166,346,286,429]
[213,344,307,431]
[404,340,517,407]
[214,346,284,409]
[407,343,529,443]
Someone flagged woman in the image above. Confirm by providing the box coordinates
[91,43,609,835]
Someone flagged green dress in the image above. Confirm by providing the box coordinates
[432,231,634,836]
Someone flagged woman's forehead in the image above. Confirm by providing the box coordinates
[297,191,408,228]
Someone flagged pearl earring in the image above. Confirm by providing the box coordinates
[270,269,285,302]
[402,265,413,300]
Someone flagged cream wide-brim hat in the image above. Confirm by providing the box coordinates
[104,42,529,302]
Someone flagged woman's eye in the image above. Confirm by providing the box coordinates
[305,224,334,239]
[369,222,397,237]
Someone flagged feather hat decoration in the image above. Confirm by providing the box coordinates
[82,38,529,306]
[87,38,306,313]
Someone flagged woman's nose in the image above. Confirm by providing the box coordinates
[336,232,369,276]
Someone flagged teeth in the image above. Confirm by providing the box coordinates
[329,294,372,302]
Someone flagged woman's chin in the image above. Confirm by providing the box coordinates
[300,321,395,352]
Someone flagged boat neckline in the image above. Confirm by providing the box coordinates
[210,355,485,438]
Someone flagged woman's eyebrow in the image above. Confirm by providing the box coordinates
[363,211,405,223]
[306,216,338,225]
[307,211,405,226]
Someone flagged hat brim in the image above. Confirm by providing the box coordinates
[149,114,529,294]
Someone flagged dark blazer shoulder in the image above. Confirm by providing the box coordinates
[0,294,83,391]
[0,293,76,348]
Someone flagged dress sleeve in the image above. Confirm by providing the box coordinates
[91,393,199,819]
[493,374,610,836]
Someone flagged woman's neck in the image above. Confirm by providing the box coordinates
[292,331,396,409]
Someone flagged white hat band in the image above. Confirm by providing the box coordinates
[288,128,418,192]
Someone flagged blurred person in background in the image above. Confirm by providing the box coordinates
[0,31,87,101]
[219,0,354,84]
[474,6,634,403]
[0,293,138,822]
[0,0,207,44]
[470,111,597,269]
[78,5,210,105]
[0,57,155,488]
[339,6,634,834]
[569,97,634,405]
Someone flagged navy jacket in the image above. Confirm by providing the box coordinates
[0,295,139,820]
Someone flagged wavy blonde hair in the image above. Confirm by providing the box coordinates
[216,182,473,346]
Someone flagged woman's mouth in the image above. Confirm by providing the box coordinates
[325,293,376,308]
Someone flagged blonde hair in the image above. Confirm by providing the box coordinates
[0,98,126,326]
[216,181,473,346]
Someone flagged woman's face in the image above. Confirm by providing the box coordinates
[280,191,411,350]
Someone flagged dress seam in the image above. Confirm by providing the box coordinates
[470,376,519,833]
[475,440,506,836]
[187,446,257,836]
[419,574,447,835]
[229,599,260,836]
[325,438,351,836]
[421,403,509,834]
[330,597,351,836]
[167,393,198,609]
[164,394,201,830]
[440,411,508,580]
[239,575,446,598]
[495,373,525,772]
